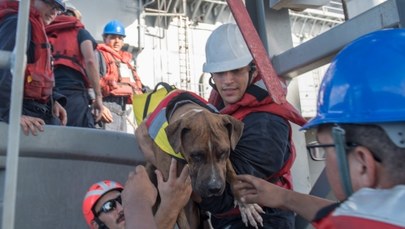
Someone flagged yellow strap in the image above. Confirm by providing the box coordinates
[153,121,185,160]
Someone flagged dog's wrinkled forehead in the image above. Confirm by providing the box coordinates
[166,92,218,121]
[183,111,228,136]
[179,108,204,118]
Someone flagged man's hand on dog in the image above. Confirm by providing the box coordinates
[123,165,159,229]
[123,165,158,208]
[156,159,192,213]
[153,159,192,229]
[232,176,265,228]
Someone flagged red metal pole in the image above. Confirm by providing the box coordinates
[226,0,286,104]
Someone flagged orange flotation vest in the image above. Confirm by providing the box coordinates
[46,15,89,87]
[97,44,143,103]
[0,1,54,103]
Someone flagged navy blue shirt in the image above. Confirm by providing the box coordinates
[0,14,30,122]
[0,14,65,123]
[54,28,97,90]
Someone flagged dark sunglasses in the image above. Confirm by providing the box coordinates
[95,195,122,217]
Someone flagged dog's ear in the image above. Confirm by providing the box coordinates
[223,115,244,150]
[165,119,189,153]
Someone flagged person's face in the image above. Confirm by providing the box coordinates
[104,35,125,52]
[316,128,365,201]
[33,0,62,25]
[316,129,347,200]
[317,126,384,201]
[212,65,254,106]
[92,190,125,229]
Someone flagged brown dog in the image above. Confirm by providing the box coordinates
[135,91,263,228]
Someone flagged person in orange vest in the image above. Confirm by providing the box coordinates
[0,0,67,136]
[199,23,306,229]
[46,2,103,128]
[97,20,145,133]
[234,29,405,228]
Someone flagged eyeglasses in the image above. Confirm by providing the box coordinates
[95,195,122,217]
[306,141,382,162]
[306,141,360,161]
[41,0,64,14]
[306,141,335,161]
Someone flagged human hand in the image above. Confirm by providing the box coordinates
[100,105,113,123]
[20,115,45,136]
[156,159,192,214]
[122,165,157,209]
[234,174,288,209]
[52,101,67,125]
[91,96,104,122]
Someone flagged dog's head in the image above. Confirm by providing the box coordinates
[165,110,243,198]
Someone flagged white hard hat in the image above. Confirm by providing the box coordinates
[65,1,82,20]
[65,1,76,10]
[203,23,253,73]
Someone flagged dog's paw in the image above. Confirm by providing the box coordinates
[234,200,265,228]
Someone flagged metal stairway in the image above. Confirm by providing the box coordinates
[178,15,191,90]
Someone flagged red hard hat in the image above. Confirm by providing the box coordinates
[82,180,124,228]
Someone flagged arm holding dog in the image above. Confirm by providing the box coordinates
[154,159,192,229]
[122,160,192,229]
[234,174,334,221]
[122,165,158,229]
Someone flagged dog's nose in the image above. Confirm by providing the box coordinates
[208,180,223,195]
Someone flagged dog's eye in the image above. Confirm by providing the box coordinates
[190,153,204,163]
[218,150,229,160]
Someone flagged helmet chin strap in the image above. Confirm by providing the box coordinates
[332,126,354,198]
[248,62,256,85]
[209,74,217,91]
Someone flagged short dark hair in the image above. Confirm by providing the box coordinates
[318,124,405,184]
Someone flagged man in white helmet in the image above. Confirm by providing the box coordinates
[234,29,405,228]
[199,23,306,228]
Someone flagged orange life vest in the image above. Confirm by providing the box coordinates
[97,43,143,102]
[46,15,89,87]
[0,1,54,103]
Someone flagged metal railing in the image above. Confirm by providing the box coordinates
[1,1,30,229]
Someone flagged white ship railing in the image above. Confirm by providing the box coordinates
[1,1,30,229]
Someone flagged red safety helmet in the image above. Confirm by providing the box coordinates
[82,180,124,228]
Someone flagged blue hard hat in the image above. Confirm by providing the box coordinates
[103,20,126,37]
[302,29,405,130]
